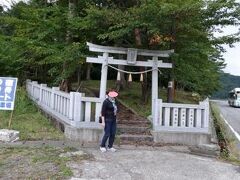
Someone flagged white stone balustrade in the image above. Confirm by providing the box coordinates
[153,99,209,133]
[26,80,103,129]
[26,79,209,134]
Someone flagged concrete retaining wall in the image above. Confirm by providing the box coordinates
[65,125,103,144]
[152,131,211,146]
[35,101,103,144]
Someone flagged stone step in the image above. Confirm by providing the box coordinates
[118,131,151,136]
[118,123,149,128]
[118,134,153,142]
[117,120,150,126]
[118,140,155,146]
[118,140,164,147]
[118,139,153,147]
[117,125,151,135]
[118,119,149,123]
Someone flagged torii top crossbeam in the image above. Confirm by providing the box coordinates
[87,42,174,57]
[86,42,174,68]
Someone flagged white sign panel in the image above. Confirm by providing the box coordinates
[0,77,18,110]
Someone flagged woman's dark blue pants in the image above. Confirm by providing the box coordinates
[100,119,116,148]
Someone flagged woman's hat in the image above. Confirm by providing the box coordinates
[108,91,118,98]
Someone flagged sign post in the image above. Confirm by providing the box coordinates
[0,77,18,128]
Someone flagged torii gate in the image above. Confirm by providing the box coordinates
[86,42,174,117]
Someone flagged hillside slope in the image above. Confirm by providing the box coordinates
[212,73,240,99]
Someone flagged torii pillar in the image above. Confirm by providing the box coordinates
[152,56,159,118]
[99,52,109,100]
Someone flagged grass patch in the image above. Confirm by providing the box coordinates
[0,146,90,179]
[76,80,199,117]
[0,87,64,140]
[210,102,240,165]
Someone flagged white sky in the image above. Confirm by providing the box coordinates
[1,0,240,76]
[224,43,240,76]
[221,26,240,76]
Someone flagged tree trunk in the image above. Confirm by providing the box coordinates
[141,67,150,104]
[77,65,81,87]
[60,79,71,92]
[167,15,177,102]
[60,0,77,92]
[119,65,126,88]
[115,63,126,91]
[86,63,92,80]
[134,28,142,47]
[134,28,150,103]
[167,81,174,103]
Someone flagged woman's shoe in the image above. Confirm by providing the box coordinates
[100,147,107,153]
[107,147,117,152]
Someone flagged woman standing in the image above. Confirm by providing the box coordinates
[100,91,118,152]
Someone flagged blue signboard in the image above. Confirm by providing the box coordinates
[0,77,18,110]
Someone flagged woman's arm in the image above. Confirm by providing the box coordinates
[101,116,105,127]
[101,100,107,127]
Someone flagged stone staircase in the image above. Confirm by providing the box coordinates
[116,103,154,146]
[82,88,154,145]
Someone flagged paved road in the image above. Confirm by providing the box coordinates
[214,100,240,134]
[213,100,240,148]
[69,147,240,180]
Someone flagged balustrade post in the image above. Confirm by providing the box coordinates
[198,101,205,128]
[203,98,209,129]
[50,87,59,109]
[31,81,38,101]
[26,79,31,93]
[69,92,75,120]
[72,93,85,127]
[153,99,162,130]
[39,84,47,104]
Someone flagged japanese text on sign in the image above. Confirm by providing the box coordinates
[0,77,18,110]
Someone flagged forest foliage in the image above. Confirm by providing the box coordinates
[0,0,240,97]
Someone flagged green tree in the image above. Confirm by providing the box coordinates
[0,0,240,98]
[0,0,86,86]
[81,0,240,97]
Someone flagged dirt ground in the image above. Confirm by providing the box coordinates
[0,143,92,179]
